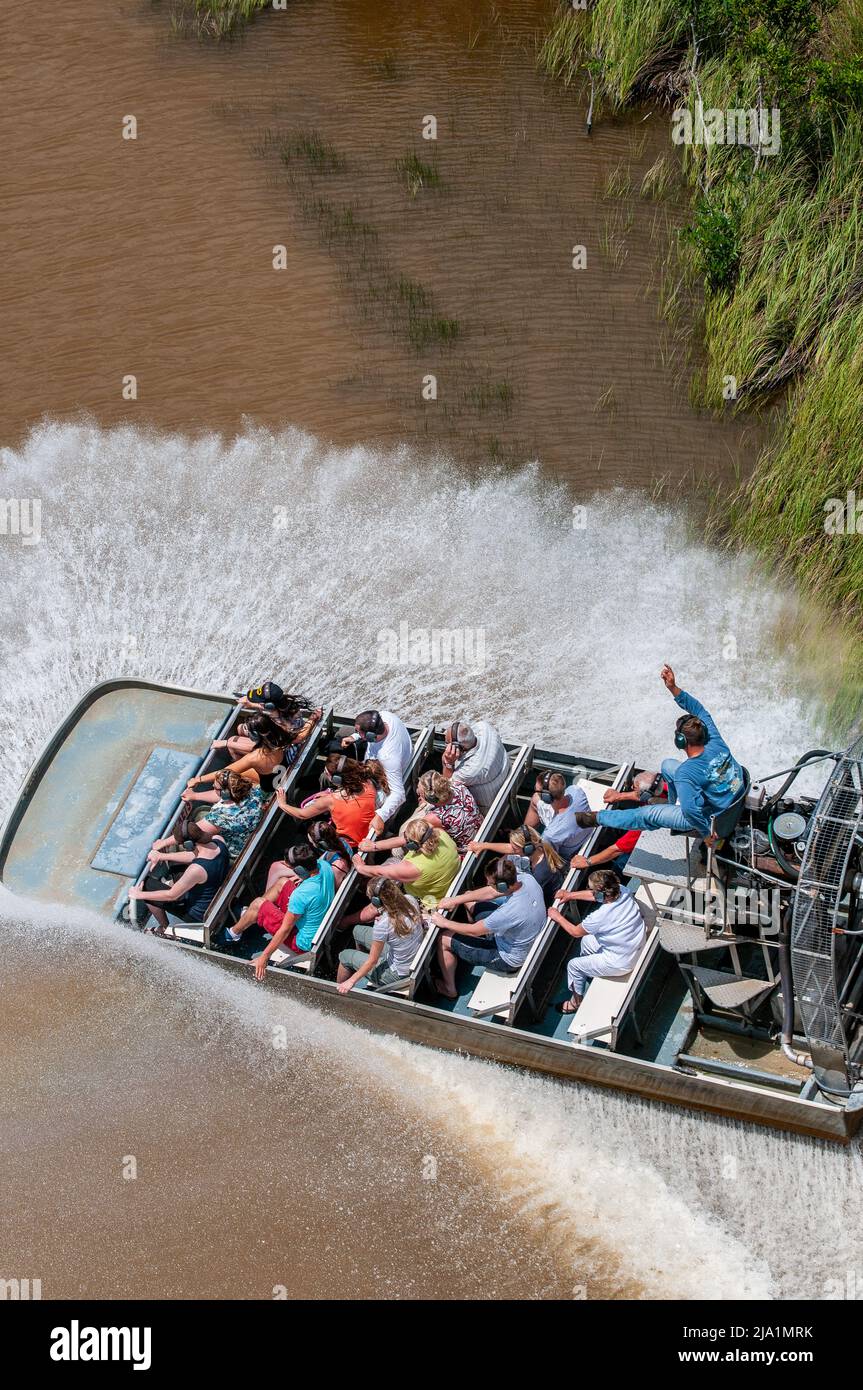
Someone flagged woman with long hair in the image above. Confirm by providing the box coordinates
[337,877,426,993]
[275,754,389,849]
[467,823,563,875]
[191,715,291,791]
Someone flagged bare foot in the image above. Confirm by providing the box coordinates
[432,975,458,1000]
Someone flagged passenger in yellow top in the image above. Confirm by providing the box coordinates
[352,818,460,908]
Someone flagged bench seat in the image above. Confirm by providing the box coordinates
[466,777,614,1021]
[566,880,671,1045]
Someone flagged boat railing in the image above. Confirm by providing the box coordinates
[468,761,634,1025]
[274,723,437,976]
[370,741,536,999]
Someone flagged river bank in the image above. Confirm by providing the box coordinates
[540,0,863,721]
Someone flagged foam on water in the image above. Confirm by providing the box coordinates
[1,421,858,1299]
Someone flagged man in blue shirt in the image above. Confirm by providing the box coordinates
[582,665,744,841]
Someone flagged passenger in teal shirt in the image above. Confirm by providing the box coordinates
[252,849,335,980]
[290,856,336,950]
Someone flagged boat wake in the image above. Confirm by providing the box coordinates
[1,421,857,1299]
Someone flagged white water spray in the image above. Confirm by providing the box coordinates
[1,421,858,1299]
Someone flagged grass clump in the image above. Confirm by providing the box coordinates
[396,151,442,197]
[172,0,271,40]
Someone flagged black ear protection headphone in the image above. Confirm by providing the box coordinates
[638,772,665,803]
[217,774,237,802]
[493,859,512,894]
[675,716,707,751]
[358,711,383,742]
[518,823,537,850]
[329,755,348,787]
[539,771,557,804]
[404,824,434,854]
[446,722,472,750]
[420,777,442,805]
[288,845,313,880]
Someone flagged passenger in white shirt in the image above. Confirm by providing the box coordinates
[547,868,646,1012]
[343,709,412,833]
[441,719,509,814]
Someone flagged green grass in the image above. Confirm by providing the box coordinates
[395,151,442,197]
[539,0,863,713]
[174,0,271,40]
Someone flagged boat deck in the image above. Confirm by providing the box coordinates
[2,685,231,915]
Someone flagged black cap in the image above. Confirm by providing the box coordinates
[246,681,285,708]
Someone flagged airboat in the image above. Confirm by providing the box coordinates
[3,678,863,1143]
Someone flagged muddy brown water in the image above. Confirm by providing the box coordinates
[1,0,759,484]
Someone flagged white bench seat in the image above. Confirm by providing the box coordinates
[165,923,205,944]
[567,880,671,1045]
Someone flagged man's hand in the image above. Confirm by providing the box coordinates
[570,853,590,871]
[254,955,269,982]
[357,838,375,854]
[661,664,681,697]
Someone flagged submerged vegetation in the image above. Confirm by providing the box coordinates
[540,0,863,713]
[395,151,442,197]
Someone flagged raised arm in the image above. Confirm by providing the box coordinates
[661,664,721,742]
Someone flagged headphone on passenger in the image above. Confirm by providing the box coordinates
[539,771,557,805]
[517,823,538,851]
[638,772,665,803]
[491,857,514,895]
[369,878,385,909]
[404,824,434,854]
[445,722,474,751]
[674,715,707,750]
[357,711,384,742]
[217,773,238,802]
[329,755,348,787]
[288,844,314,880]
[420,774,443,805]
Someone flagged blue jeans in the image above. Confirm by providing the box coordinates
[597,757,691,834]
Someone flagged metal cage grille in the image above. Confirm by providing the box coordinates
[791,737,863,1093]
